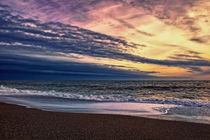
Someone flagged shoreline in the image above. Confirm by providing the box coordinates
[0,102,210,140]
[1,95,210,125]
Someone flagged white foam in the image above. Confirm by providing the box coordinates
[0,85,209,107]
[1,85,210,124]
[0,96,177,116]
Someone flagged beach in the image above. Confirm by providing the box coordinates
[1,0,210,139]
[0,102,210,140]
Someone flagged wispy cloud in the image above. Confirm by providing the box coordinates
[190,36,210,44]
[110,16,154,37]
[1,7,210,68]
[0,2,210,79]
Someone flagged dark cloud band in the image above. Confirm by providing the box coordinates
[1,5,210,68]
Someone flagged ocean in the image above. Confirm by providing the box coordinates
[0,80,209,124]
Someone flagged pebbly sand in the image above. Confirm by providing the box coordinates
[0,102,210,140]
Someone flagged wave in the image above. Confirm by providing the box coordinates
[0,85,209,107]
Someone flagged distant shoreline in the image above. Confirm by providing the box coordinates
[0,102,209,140]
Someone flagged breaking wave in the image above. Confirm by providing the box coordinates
[0,85,209,108]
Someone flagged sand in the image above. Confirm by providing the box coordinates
[0,102,209,140]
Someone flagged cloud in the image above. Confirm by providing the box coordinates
[0,4,158,80]
[190,38,205,44]
[190,68,210,79]
[1,1,209,43]
[0,54,157,80]
[170,53,203,60]
[187,67,203,73]
[190,36,210,44]
[1,6,210,69]
[110,16,154,37]
[0,4,210,79]
[1,1,206,27]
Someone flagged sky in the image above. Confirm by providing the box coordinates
[0,0,210,80]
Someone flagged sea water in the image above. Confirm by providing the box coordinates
[0,80,209,124]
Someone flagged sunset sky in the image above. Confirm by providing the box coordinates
[0,0,210,80]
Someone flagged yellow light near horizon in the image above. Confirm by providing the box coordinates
[71,1,210,79]
[188,12,195,18]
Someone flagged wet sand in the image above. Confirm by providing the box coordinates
[0,102,210,140]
